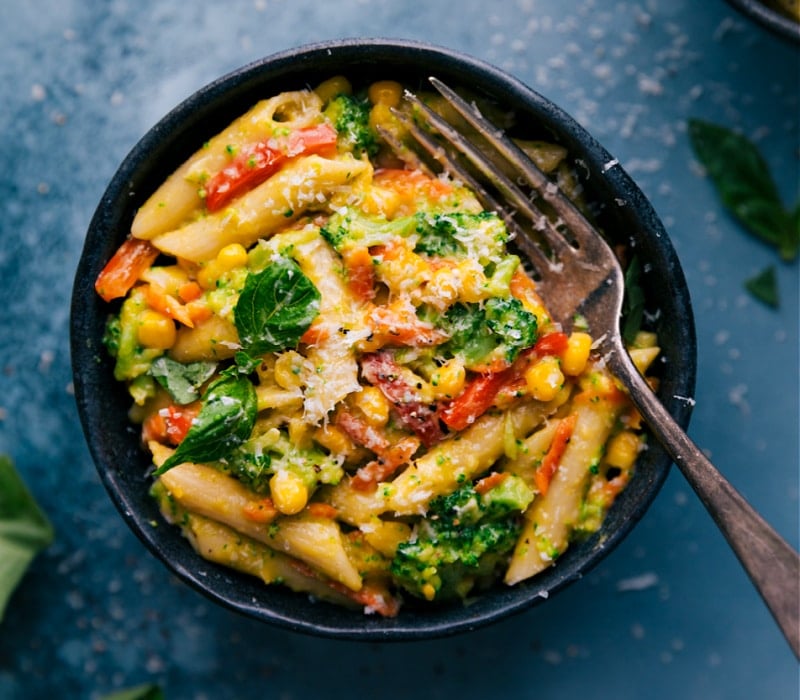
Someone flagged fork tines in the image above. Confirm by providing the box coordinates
[392,77,603,279]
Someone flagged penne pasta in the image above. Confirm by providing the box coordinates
[157,461,362,590]
[151,154,369,262]
[132,91,325,240]
[97,78,658,616]
[385,390,569,516]
[504,381,626,585]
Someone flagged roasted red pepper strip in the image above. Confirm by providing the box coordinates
[95,237,160,302]
[205,123,338,211]
[438,370,511,432]
[533,331,569,357]
[142,402,201,447]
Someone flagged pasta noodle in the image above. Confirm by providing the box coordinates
[97,77,659,616]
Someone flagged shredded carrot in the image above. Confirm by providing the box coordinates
[474,471,509,495]
[306,502,339,520]
[535,413,578,495]
[145,283,194,328]
[186,299,213,325]
[177,281,203,303]
[373,168,453,204]
[288,559,401,617]
[241,498,278,524]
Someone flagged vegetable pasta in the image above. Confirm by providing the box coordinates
[96,76,659,616]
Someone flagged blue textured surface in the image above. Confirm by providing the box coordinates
[0,2,797,699]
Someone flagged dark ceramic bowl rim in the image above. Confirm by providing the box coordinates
[725,0,800,42]
[71,38,696,641]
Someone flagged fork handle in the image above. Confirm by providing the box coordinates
[607,347,800,659]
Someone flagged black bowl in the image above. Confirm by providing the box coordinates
[726,0,800,42]
[70,39,696,640]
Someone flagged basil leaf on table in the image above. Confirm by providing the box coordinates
[148,357,217,405]
[745,265,780,309]
[688,118,798,261]
[154,373,257,475]
[99,684,165,700]
[234,256,321,356]
[0,455,54,622]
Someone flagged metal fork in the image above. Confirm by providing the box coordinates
[394,77,799,658]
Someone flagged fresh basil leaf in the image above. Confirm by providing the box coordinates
[745,265,780,308]
[0,455,54,622]
[622,255,646,345]
[234,257,320,356]
[148,357,217,405]
[688,118,797,260]
[230,351,263,375]
[783,202,800,262]
[99,684,165,700]
[154,373,257,475]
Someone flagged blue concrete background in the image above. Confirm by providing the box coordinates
[0,1,797,698]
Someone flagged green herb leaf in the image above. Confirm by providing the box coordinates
[622,256,646,345]
[234,256,320,356]
[0,455,54,622]
[744,265,780,308]
[154,373,257,475]
[99,684,165,700]
[688,118,798,261]
[148,357,217,405]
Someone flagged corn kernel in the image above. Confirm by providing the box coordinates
[359,184,402,218]
[196,260,220,290]
[525,357,564,402]
[605,430,641,470]
[215,243,248,272]
[457,259,489,303]
[431,358,466,399]
[270,470,309,515]
[368,80,403,107]
[561,331,593,376]
[315,75,352,103]
[137,310,176,349]
[421,583,437,601]
[354,386,391,427]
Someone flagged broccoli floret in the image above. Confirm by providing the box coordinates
[323,93,379,158]
[390,476,533,602]
[218,427,344,495]
[436,297,538,370]
[320,207,418,253]
[413,211,509,264]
